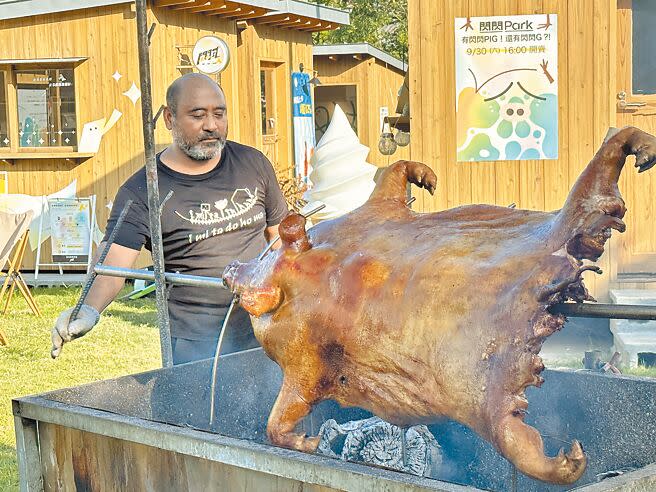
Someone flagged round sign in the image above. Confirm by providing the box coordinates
[192,36,230,74]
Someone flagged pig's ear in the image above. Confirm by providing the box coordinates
[239,285,283,317]
[279,213,311,253]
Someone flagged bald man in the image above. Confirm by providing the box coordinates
[51,73,288,364]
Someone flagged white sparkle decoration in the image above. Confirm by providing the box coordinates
[106,200,114,211]
[112,70,122,82]
[123,82,141,105]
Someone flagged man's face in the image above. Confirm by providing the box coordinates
[168,82,229,161]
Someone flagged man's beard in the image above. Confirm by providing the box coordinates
[173,127,226,161]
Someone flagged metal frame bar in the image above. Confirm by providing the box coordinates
[135,0,173,367]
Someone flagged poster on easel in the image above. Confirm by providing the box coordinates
[48,197,94,263]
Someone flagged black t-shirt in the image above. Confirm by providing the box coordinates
[104,140,288,341]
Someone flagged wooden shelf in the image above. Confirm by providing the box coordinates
[0,152,94,164]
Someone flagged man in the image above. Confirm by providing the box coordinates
[51,73,289,364]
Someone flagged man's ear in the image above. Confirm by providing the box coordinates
[163,107,174,130]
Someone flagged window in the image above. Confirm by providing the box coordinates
[16,68,77,147]
[260,67,276,136]
[0,63,80,155]
[0,71,8,147]
[314,85,358,142]
[632,0,656,94]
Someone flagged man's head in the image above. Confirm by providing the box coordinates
[164,73,228,161]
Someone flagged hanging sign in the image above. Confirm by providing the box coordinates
[291,72,316,184]
[192,36,230,74]
[48,198,93,263]
[455,14,558,162]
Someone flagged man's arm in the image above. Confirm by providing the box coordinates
[265,224,281,250]
[84,242,141,312]
[51,242,140,358]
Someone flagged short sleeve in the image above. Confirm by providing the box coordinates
[103,184,150,251]
[260,155,289,226]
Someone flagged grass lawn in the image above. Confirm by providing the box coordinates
[0,286,160,490]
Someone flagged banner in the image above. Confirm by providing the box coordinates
[48,198,92,263]
[292,72,315,184]
[455,14,558,162]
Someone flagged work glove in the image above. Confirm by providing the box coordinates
[51,304,100,359]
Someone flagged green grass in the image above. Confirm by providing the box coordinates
[0,287,160,490]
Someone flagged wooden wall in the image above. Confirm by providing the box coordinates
[237,23,314,176]
[407,0,621,300]
[0,5,313,269]
[314,55,410,167]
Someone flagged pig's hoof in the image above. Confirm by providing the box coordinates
[268,431,320,453]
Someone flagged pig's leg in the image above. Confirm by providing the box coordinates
[368,160,437,202]
[267,378,320,452]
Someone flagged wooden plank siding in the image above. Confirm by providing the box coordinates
[0,4,313,269]
[313,54,409,167]
[38,422,337,491]
[407,0,624,300]
[236,22,314,177]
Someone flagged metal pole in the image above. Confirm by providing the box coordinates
[94,265,227,290]
[549,302,656,321]
[135,0,173,367]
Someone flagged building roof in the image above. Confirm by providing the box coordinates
[0,0,131,20]
[313,43,407,73]
[0,0,350,30]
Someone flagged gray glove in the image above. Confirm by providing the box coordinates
[51,304,101,358]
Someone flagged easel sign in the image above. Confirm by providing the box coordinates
[34,196,96,279]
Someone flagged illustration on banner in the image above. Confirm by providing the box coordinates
[455,14,558,162]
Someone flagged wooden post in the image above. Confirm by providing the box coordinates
[14,415,43,492]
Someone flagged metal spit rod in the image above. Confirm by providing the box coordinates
[94,265,656,321]
[94,265,227,290]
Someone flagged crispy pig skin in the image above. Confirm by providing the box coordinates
[223,126,656,484]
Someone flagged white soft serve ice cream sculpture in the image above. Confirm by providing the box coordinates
[303,104,378,222]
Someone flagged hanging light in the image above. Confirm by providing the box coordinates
[394,129,410,147]
[378,122,397,156]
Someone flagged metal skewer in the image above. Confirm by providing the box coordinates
[68,200,133,322]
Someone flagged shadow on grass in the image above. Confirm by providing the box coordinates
[0,443,18,490]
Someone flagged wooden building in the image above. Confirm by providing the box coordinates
[405,0,656,299]
[0,0,348,269]
[313,43,409,167]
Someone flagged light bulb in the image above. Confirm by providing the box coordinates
[378,133,397,155]
[394,130,410,147]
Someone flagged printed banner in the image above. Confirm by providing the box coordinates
[455,14,558,162]
[49,198,91,263]
[292,72,316,184]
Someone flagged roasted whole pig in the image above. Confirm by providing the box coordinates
[224,126,656,484]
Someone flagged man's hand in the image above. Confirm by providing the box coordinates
[51,304,100,358]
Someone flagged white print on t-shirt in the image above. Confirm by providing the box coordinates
[175,187,258,225]
[174,187,265,244]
